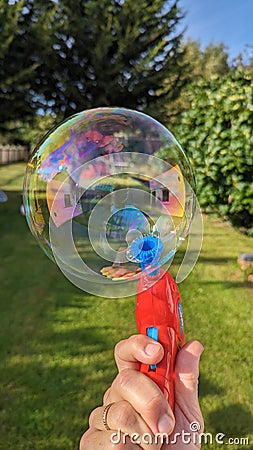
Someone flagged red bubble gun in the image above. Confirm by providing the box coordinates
[129,235,185,411]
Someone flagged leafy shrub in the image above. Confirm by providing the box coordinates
[173,70,253,234]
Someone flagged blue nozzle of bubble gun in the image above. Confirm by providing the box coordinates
[130,235,164,273]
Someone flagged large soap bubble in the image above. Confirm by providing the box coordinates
[23,108,195,297]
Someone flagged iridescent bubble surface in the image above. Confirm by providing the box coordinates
[23,108,195,297]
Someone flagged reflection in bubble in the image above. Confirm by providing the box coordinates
[23,108,200,297]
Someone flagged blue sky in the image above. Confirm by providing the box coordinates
[179,0,253,62]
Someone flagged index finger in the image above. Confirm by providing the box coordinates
[114,334,164,372]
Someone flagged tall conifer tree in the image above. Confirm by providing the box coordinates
[1,0,185,136]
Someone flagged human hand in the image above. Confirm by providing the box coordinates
[79,335,204,449]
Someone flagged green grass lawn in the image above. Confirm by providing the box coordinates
[0,163,253,450]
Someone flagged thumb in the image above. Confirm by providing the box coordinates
[174,340,204,423]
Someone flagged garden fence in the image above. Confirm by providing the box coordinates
[0,145,29,165]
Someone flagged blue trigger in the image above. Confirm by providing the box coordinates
[147,327,158,370]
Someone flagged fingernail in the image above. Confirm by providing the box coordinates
[158,414,173,433]
[144,343,161,356]
[195,343,204,358]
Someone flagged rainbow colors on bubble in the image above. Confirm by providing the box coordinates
[23,108,195,297]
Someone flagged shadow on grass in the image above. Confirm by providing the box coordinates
[207,403,253,437]
[0,354,116,448]
[197,280,253,290]
[199,376,224,397]
[199,377,253,441]
[197,256,237,265]
[35,325,120,355]
[0,319,121,448]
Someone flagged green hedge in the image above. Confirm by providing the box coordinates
[174,70,253,234]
